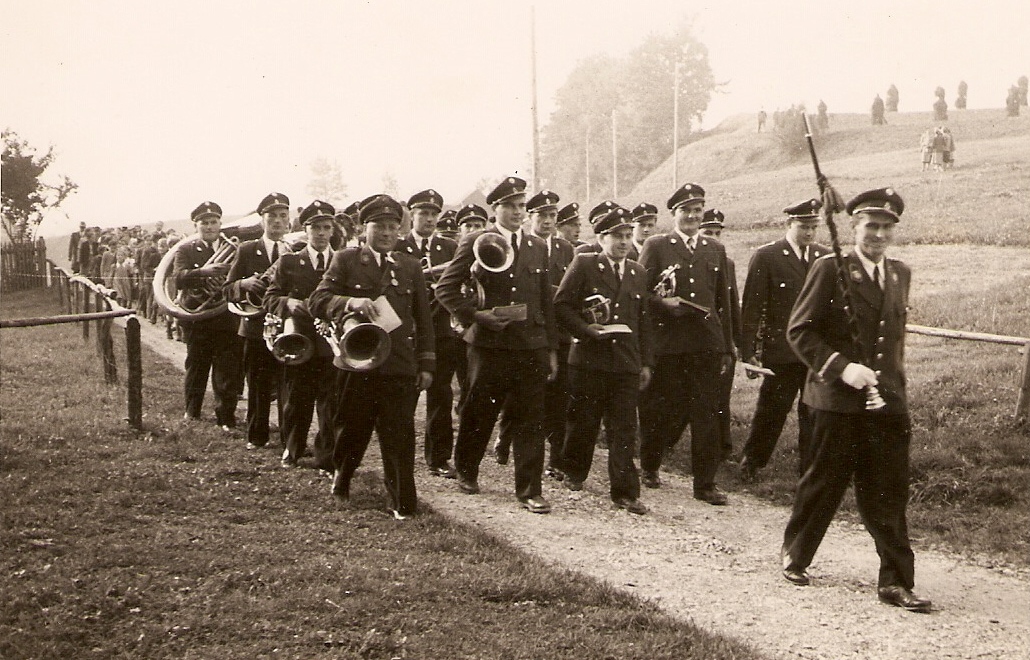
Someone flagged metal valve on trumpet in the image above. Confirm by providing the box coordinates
[263,314,315,365]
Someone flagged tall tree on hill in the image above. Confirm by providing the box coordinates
[1018,76,1028,106]
[306,157,348,206]
[1,129,77,244]
[886,84,899,112]
[956,81,968,109]
[538,24,715,202]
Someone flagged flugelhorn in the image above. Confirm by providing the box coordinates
[152,232,239,321]
[315,313,391,371]
[582,294,612,325]
[229,274,269,318]
[472,232,514,274]
[263,313,315,365]
[653,263,680,299]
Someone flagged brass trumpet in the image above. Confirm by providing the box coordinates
[263,313,315,365]
[152,232,239,321]
[315,313,391,371]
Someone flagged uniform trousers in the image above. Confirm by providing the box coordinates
[782,410,915,589]
[424,335,462,468]
[639,351,722,491]
[561,367,640,502]
[742,362,813,473]
[455,345,548,500]
[243,336,281,447]
[281,354,334,469]
[714,357,736,460]
[497,342,569,468]
[182,318,242,426]
[331,370,419,516]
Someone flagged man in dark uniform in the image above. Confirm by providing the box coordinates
[77,227,98,280]
[630,202,659,261]
[456,203,488,239]
[225,192,291,450]
[739,199,828,481]
[263,200,337,470]
[396,189,460,478]
[69,221,86,272]
[554,202,582,247]
[436,176,559,514]
[781,187,930,614]
[309,194,435,520]
[574,200,622,256]
[638,183,735,505]
[494,190,574,475]
[174,202,242,430]
[435,209,459,242]
[555,207,653,515]
[698,208,741,461]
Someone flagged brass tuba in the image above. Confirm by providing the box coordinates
[263,313,315,365]
[315,313,391,371]
[152,233,239,321]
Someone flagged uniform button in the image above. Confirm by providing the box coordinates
[877,336,885,344]
[613,315,619,320]
[509,273,515,279]
[875,370,882,376]
[876,353,883,360]
[614,303,620,308]
[879,320,886,327]
[689,292,696,298]
[689,278,695,283]
[511,287,517,292]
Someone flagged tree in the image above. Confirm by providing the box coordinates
[306,157,347,206]
[956,81,968,109]
[538,23,716,202]
[1018,75,1028,106]
[885,84,899,112]
[2,129,77,243]
[380,171,400,198]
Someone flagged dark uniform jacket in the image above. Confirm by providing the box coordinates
[554,253,653,374]
[787,253,910,414]
[740,239,828,364]
[542,234,575,344]
[639,232,734,356]
[308,244,435,376]
[173,236,237,331]
[226,239,277,340]
[435,227,558,352]
[263,249,334,358]
[725,257,742,353]
[395,233,458,340]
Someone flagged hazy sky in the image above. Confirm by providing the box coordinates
[3,0,1027,235]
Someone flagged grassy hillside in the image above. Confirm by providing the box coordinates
[630,108,1030,247]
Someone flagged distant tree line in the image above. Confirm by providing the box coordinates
[538,23,716,200]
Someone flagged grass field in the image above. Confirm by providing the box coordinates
[0,289,763,660]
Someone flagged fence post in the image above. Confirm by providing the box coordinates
[125,316,143,429]
[81,284,90,341]
[1016,342,1030,425]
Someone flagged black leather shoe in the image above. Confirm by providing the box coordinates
[544,466,566,481]
[694,487,728,505]
[457,476,480,494]
[641,470,661,489]
[739,456,758,483]
[782,566,810,586]
[614,497,648,515]
[878,586,932,613]
[390,508,414,521]
[493,439,509,465]
[518,496,552,514]
[564,479,583,492]
[429,463,457,479]
[331,470,349,502]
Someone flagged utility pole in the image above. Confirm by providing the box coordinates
[585,125,591,202]
[530,6,540,190]
[611,108,618,198]
[673,62,680,188]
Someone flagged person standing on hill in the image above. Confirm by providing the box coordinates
[757,109,767,132]
[871,95,886,125]
[919,129,933,171]
[781,187,931,614]
[739,199,828,482]
[931,128,948,172]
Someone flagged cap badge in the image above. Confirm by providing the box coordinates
[884,202,894,213]
[885,188,894,196]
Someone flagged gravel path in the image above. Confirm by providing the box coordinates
[131,315,1030,660]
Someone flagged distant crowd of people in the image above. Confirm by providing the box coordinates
[919,126,955,171]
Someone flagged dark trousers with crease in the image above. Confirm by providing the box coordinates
[561,367,640,502]
[281,354,334,468]
[782,410,915,589]
[331,369,419,516]
[243,336,281,447]
[639,352,722,491]
[182,318,241,426]
[455,345,548,500]
[714,358,735,461]
[424,335,462,468]
[742,362,813,473]
[497,342,569,468]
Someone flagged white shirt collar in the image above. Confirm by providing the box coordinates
[262,236,282,259]
[411,230,432,247]
[674,228,697,248]
[785,235,806,261]
[496,225,519,247]
[306,244,331,265]
[853,247,884,281]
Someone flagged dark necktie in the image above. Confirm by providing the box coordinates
[613,260,621,281]
[686,237,695,253]
[271,242,279,263]
[511,232,519,262]
[421,237,429,256]
[316,252,325,271]
[873,264,882,289]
